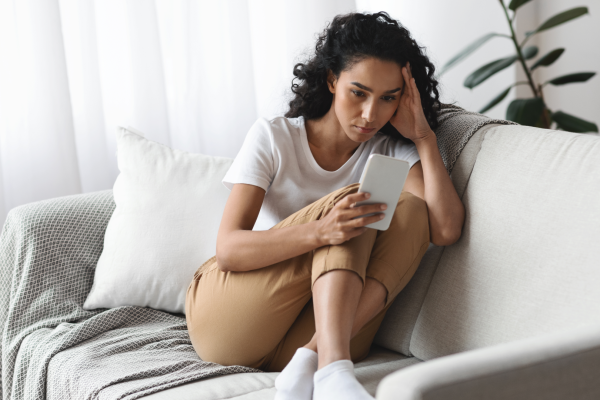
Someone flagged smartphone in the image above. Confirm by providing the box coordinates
[353,154,410,231]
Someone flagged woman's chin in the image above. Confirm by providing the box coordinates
[347,129,377,143]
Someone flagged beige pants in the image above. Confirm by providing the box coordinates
[185,183,430,372]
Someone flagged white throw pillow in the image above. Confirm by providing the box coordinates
[83,126,233,314]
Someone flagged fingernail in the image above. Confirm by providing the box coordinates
[380,214,385,219]
[381,205,387,210]
[365,193,370,199]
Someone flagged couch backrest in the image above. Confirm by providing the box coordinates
[409,125,600,361]
[373,123,501,356]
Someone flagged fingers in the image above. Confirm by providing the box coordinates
[343,204,387,229]
[407,62,421,101]
[322,192,388,244]
[402,65,414,102]
[336,193,386,225]
[348,212,386,228]
[402,63,421,106]
[341,192,370,209]
[347,203,386,218]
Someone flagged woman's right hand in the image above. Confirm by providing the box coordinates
[314,192,387,246]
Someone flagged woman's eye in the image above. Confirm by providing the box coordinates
[382,96,396,102]
[351,90,364,97]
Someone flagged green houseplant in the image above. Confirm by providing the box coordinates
[440,0,598,133]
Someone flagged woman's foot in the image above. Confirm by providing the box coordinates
[274,347,318,400]
[313,359,374,400]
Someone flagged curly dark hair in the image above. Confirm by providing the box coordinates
[285,11,441,137]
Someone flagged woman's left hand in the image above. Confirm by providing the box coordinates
[389,62,433,142]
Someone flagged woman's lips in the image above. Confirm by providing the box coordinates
[354,125,375,133]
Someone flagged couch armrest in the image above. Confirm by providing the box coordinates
[0,190,116,397]
[0,189,115,336]
[0,189,115,307]
[376,324,600,400]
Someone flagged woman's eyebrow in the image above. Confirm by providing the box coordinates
[350,82,402,93]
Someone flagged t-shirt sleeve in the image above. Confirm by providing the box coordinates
[389,139,421,169]
[222,118,275,191]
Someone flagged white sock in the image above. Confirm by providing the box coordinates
[274,347,318,400]
[313,359,374,400]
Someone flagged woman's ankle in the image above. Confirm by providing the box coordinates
[303,334,318,353]
[317,349,351,370]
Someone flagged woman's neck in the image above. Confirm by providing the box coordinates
[305,107,360,159]
[304,108,362,171]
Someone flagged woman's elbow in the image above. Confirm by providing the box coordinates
[215,260,231,272]
[215,244,233,272]
[431,228,462,247]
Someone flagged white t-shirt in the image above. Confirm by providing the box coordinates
[222,116,421,231]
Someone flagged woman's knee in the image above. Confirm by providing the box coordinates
[393,190,430,242]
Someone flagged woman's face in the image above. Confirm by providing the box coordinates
[328,57,404,143]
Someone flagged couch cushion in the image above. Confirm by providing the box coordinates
[83,127,234,314]
[410,125,600,361]
[138,372,278,400]
[138,345,421,399]
[373,124,497,355]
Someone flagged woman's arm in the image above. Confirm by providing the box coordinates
[404,144,465,246]
[391,62,465,247]
[216,184,320,272]
[216,183,385,272]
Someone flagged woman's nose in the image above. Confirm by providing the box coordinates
[362,100,377,123]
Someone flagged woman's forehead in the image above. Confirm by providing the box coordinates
[340,58,404,89]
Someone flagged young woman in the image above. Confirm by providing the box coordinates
[186,11,465,400]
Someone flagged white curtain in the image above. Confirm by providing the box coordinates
[0,0,357,226]
[0,0,520,227]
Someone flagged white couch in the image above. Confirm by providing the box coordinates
[141,123,600,399]
[3,122,600,399]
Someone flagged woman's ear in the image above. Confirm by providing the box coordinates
[326,70,337,94]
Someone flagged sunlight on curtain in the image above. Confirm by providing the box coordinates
[0,0,354,226]
[0,0,521,228]
[0,0,82,223]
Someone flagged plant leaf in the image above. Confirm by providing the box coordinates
[534,7,589,34]
[546,72,596,86]
[439,33,499,75]
[464,55,518,89]
[509,0,532,11]
[506,98,545,126]
[531,48,565,70]
[479,86,512,113]
[552,111,598,133]
[522,46,539,60]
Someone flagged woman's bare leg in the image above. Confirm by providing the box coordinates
[350,277,387,337]
[275,270,376,400]
[310,271,387,368]
[304,277,387,360]
[311,270,362,367]
[309,271,383,399]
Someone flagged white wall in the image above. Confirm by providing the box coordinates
[247,0,356,118]
[355,0,599,126]
[515,0,600,129]
[355,0,517,120]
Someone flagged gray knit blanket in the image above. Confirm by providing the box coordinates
[0,104,516,400]
[433,103,517,175]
